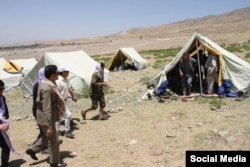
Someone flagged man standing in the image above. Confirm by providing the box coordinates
[205,51,218,94]
[56,65,77,139]
[26,65,66,167]
[80,62,109,124]
[179,52,197,96]
[0,80,10,166]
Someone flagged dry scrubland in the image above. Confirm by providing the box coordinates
[5,67,250,167]
[2,7,250,167]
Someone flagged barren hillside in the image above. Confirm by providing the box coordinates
[1,7,250,60]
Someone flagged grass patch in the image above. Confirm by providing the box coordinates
[225,43,244,52]
[245,52,250,59]
[139,48,180,59]
[139,76,151,85]
[209,98,225,109]
[92,54,113,64]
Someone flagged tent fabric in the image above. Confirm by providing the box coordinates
[153,33,250,95]
[0,58,37,91]
[20,50,109,98]
[4,60,23,74]
[10,58,37,75]
[107,47,148,71]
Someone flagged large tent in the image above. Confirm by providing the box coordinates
[0,58,37,91]
[20,50,109,98]
[153,33,250,95]
[107,47,148,71]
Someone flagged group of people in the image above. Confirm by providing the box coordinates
[0,51,218,166]
[178,50,218,96]
[0,62,108,167]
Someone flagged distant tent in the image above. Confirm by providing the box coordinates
[4,60,23,74]
[20,50,109,98]
[152,33,250,95]
[0,58,37,91]
[107,47,148,71]
[10,58,37,75]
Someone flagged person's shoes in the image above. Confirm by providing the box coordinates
[80,112,86,124]
[41,147,49,154]
[26,149,38,160]
[65,131,75,139]
[58,162,67,167]
[80,119,86,124]
[57,131,65,136]
[50,163,67,167]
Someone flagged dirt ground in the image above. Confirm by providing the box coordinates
[4,66,250,167]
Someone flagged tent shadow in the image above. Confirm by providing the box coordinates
[9,159,26,167]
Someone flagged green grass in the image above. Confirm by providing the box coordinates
[139,48,181,59]
[139,76,151,85]
[245,52,250,59]
[91,54,113,64]
[225,43,243,52]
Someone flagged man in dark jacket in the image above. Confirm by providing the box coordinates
[179,52,197,96]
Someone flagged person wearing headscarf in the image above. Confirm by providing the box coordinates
[32,67,45,119]
[80,62,109,124]
[0,80,20,166]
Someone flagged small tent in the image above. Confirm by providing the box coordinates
[0,58,37,91]
[10,58,37,75]
[20,50,109,98]
[107,47,148,71]
[153,33,250,95]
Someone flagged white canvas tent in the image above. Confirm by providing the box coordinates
[107,47,148,71]
[0,58,37,91]
[153,33,250,95]
[20,50,109,98]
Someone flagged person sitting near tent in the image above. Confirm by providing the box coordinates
[179,52,197,96]
[205,51,218,95]
[130,62,138,71]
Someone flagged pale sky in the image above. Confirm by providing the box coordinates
[1,0,250,45]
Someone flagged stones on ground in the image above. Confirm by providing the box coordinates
[128,139,137,145]
[165,134,176,138]
[225,136,235,143]
[196,122,204,126]
[218,130,228,137]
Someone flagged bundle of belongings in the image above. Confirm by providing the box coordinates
[156,80,178,103]
[218,79,246,101]
[143,79,178,102]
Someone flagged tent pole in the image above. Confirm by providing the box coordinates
[195,38,203,96]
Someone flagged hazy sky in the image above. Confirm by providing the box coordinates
[1,0,250,45]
